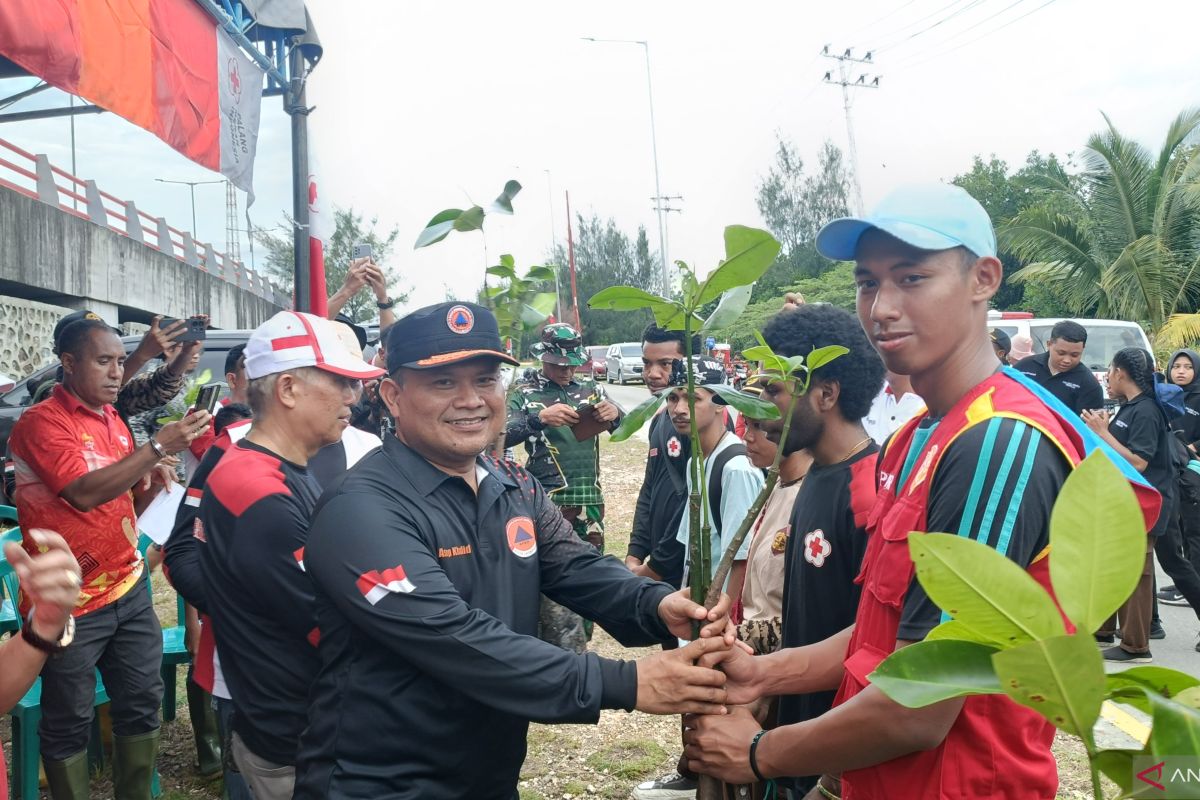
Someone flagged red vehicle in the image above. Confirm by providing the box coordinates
[578,345,608,380]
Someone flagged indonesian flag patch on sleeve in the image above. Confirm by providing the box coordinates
[184,487,203,507]
[357,566,416,605]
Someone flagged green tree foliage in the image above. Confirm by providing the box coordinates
[1000,108,1200,332]
[952,151,1075,310]
[253,207,409,322]
[753,137,851,300]
[711,262,857,351]
[548,215,660,346]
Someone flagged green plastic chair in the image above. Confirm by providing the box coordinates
[0,523,19,635]
[2,531,162,799]
[138,534,191,721]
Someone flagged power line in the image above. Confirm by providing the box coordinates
[838,0,922,44]
[872,0,990,54]
[821,47,882,214]
[890,0,1027,68]
[860,0,973,51]
[891,0,1060,73]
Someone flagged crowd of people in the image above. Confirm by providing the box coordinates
[0,183,1196,800]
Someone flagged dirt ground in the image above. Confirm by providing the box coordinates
[2,436,1104,799]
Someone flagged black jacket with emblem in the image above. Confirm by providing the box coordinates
[293,436,676,800]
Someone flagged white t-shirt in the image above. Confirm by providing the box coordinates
[675,431,765,587]
[863,384,925,445]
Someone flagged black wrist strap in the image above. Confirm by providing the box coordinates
[749,728,768,782]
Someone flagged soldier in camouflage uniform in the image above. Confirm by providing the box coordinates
[504,323,623,652]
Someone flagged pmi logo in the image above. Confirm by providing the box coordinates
[1134,757,1200,797]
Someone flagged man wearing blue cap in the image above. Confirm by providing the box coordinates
[683,185,1162,799]
[293,301,738,800]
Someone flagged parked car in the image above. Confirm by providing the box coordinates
[578,345,608,380]
[605,342,644,385]
[988,313,1152,397]
[0,329,253,457]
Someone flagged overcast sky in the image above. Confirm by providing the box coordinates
[2,0,1198,314]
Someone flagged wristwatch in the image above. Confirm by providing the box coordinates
[22,611,75,653]
[148,436,166,459]
[376,297,396,310]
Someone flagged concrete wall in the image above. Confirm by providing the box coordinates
[0,295,65,378]
[0,185,283,330]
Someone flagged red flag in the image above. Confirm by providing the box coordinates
[357,566,416,605]
[306,144,330,316]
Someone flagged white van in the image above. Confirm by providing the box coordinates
[988,312,1152,391]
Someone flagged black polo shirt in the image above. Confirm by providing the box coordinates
[777,445,878,794]
[293,436,675,800]
[1014,352,1104,415]
[198,439,323,766]
[629,411,690,587]
[1111,393,1176,536]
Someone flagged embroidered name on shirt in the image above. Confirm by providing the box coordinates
[438,544,474,559]
[1063,381,1081,389]
[1115,419,1129,428]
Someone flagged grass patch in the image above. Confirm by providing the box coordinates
[563,780,589,795]
[585,738,667,780]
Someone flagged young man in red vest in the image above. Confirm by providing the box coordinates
[683,184,1161,799]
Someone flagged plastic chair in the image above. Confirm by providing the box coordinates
[0,524,19,635]
[137,535,191,722]
[2,532,161,798]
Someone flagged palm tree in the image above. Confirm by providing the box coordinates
[1000,108,1200,334]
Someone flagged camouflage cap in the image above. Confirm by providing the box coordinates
[530,323,587,366]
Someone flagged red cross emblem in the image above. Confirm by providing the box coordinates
[803,529,831,567]
[667,436,682,458]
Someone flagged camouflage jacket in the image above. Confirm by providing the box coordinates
[503,370,622,506]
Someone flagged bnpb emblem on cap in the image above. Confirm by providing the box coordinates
[446,305,475,335]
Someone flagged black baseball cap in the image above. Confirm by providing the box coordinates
[990,327,1012,355]
[52,309,117,354]
[385,301,521,373]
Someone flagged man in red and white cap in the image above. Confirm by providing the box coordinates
[197,311,384,800]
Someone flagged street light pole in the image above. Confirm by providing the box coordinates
[582,37,671,296]
[155,177,223,239]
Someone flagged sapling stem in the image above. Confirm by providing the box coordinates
[704,385,800,609]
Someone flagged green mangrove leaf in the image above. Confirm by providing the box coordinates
[525,265,557,283]
[1106,667,1200,714]
[453,206,485,232]
[705,383,780,420]
[871,639,1002,708]
[1148,693,1200,758]
[527,292,557,316]
[805,345,850,372]
[484,284,506,299]
[413,208,463,249]
[1093,749,1152,796]
[701,284,754,332]
[909,533,1065,647]
[491,179,522,214]
[487,263,518,280]
[1049,451,1147,633]
[924,619,995,644]
[588,285,671,311]
[696,226,782,306]
[609,393,666,443]
[519,303,551,329]
[992,632,1105,742]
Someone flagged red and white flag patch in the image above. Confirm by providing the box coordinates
[293,547,305,572]
[356,566,415,605]
[184,487,203,507]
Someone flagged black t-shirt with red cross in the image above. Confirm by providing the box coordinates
[778,444,879,734]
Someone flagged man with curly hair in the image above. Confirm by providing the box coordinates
[750,303,883,796]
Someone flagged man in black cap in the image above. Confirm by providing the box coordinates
[293,301,736,800]
[990,327,1012,364]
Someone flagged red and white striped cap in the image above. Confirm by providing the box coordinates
[245,311,386,380]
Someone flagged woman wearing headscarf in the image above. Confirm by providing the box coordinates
[1157,350,1200,618]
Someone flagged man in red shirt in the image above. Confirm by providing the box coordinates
[8,317,211,799]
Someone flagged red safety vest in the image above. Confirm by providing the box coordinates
[836,370,1160,800]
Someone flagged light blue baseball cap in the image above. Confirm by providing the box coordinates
[816,183,997,261]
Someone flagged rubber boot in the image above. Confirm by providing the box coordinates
[112,728,160,800]
[43,749,90,800]
[187,678,223,777]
